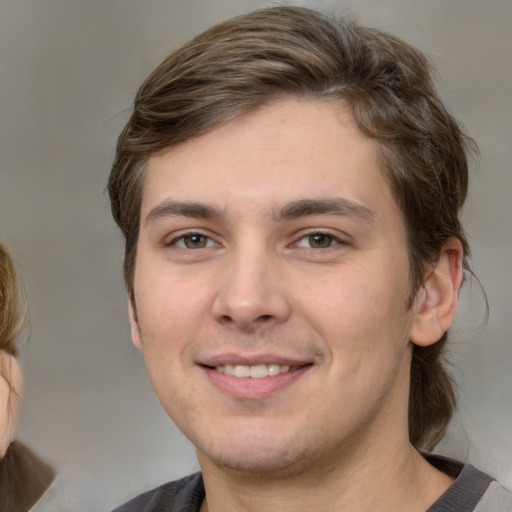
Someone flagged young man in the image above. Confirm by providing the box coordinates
[108,6,511,512]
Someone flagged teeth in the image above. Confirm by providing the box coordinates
[215,364,291,378]
[234,365,250,378]
[267,364,281,376]
[224,364,235,376]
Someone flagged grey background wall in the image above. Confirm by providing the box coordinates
[0,1,510,510]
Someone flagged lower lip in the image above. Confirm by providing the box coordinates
[202,365,312,399]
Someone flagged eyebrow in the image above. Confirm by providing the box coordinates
[145,201,225,226]
[275,198,376,223]
[144,197,376,226]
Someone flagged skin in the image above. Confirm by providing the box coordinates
[0,352,22,458]
[130,98,462,511]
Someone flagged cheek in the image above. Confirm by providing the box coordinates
[302,262,407,329]
[136,267,210,339]
[299,261,412,368]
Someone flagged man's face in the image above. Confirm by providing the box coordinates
[131,98,422,476]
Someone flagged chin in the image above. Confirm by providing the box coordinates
[196,427,320,479]
[205,449,313,479]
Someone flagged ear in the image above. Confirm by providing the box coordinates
[128,294,143,351]
[410,238,464,347]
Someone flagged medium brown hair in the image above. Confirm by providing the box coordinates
[0,242,24,358]
[108,6,474,449]
[0,241,25,438]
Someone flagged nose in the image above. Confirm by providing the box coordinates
[211,244,292,332]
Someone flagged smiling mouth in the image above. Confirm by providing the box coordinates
[202,361,313,398]
[214,364,293,379]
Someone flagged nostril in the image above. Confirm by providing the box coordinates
[219,315,233,324]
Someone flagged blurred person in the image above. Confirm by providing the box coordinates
[0,241,54,511]
[108,6,512,512]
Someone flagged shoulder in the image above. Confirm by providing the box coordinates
[0,440,55,511]
[426,454,512,512]
[112,472,204,512]
[473,480,512,512]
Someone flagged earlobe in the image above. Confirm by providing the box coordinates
[128,295,143,351]
[410,238,464,347]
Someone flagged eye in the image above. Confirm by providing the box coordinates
[173,233,216,249]
[295,233,341,249]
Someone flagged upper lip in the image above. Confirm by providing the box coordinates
[197,353,313,367]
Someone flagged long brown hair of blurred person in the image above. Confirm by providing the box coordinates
[0,241,54,512]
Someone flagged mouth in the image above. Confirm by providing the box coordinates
[199,357,313,399]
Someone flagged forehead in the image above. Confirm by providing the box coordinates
[141,98,397,224]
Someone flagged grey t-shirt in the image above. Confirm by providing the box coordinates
[112,456,512,512]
